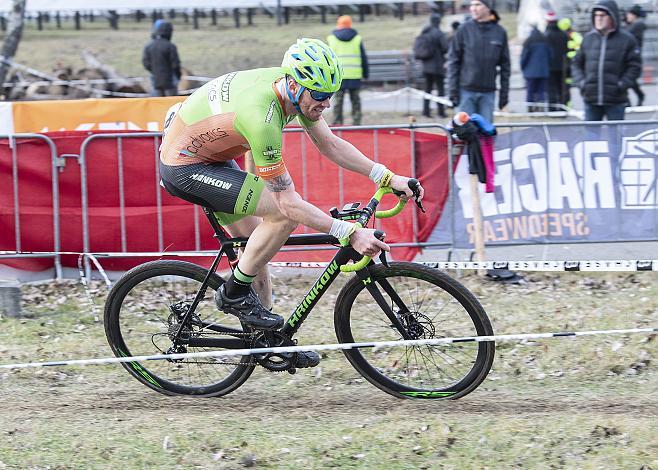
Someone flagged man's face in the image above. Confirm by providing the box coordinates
[469,1,491,22]
[289,80,332,122]
[594,10,614,32]
[625,12,637,23]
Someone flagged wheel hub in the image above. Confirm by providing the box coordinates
[403,312,435,340]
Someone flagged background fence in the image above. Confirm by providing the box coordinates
[2,119,658,280]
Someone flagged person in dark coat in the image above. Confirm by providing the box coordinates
[571,0,642,121]
[419,12,449,117]
[544,11,569,110]
[624,5,646,105]
[447,0,510,123]
[142,20,181,97]
[521,26,552,112]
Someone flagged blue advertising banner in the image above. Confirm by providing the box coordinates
[429,122,658,248]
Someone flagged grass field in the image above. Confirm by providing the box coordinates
[9,12,518,80]
[1,271,656,467]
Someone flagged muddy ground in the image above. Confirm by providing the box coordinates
[1,271,656,468]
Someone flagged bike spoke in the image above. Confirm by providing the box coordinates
[116,273,247,387]
[345,267,486,392]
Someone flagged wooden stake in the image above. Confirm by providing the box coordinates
[469,173,486,276]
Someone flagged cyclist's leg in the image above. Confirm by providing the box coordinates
[224,215,273,310]
[160,157,296,280]
[231,188,298,275]
[227,179,320,366]
[160,160,286,328]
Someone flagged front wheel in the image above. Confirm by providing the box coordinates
[104,260,255,397]
[334,262,494,399]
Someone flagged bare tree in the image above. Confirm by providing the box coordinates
[0,0,27,98]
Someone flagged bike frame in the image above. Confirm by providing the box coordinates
[175,189,416,349]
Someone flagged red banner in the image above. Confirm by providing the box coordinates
[0,129,449,273]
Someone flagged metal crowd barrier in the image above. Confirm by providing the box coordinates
[74,124,450,266]
[3,120,658,279]
[0,133,62,278]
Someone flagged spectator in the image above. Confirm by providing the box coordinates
[558,18,583,61]
[624,5,646,106]
[449,20,461,45]
[558,17,583,107]
[571,0,641,121]
[544,11,569,110]
[447,0,510,123]
[521,25,552,112]
[327,15,369,125]
[415,12,449,118]
[142,20,181,97]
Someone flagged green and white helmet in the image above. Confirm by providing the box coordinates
[282,38,343,92]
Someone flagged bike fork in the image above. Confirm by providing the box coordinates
[356,267,412,340]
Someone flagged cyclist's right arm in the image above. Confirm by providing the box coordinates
[238,100,388,257]
[264,171,389,258]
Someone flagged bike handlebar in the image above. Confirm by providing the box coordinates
[340,179,421,273]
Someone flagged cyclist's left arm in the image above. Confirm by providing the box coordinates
[304,117,424,200]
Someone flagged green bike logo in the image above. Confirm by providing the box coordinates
[400,391,455,399]
[118,349,161,389]
[288,260,339,327]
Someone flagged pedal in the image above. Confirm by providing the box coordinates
[287,368,297,375]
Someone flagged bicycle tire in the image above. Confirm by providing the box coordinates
[334,262,494,399]
[104,260,255,397]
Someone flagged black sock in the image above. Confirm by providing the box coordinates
[224,266,255,299]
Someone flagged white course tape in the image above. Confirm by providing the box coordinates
[1,251,657,272]
[422,260,658,272]
[272,260,658,272]
[1,327,655,370]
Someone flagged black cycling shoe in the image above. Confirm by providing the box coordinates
[294,350,321,368]
[215,285,284,330]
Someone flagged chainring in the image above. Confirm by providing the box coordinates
[251,330,298,372]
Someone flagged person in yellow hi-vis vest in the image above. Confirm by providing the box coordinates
[327,15,369,125]
[558,17,583,107]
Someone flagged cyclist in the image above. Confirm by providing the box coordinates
[159,38,423,367]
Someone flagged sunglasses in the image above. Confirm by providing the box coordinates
[308,89,334,102]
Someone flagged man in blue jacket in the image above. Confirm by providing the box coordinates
[447,0,510,122]
[571,0,641,121]
[521,26,552,112]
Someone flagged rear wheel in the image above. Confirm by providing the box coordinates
[334,262,494,399]
[104,260,255,397]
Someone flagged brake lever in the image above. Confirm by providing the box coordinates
[374,230,389,268]
[407,179,425,213]
[415,198,426,213]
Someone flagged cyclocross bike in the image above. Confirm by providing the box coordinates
[104,179,495,399]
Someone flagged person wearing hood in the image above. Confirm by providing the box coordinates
[624,5,646,106]
[447,0,510,123]
[142,19,181,97]
[416,12,449,118]
[521,25,552,112]
[327,15,369,125]
[571,0,641,121]
[544,11,569,110]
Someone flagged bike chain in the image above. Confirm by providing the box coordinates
[173,329,295,372]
